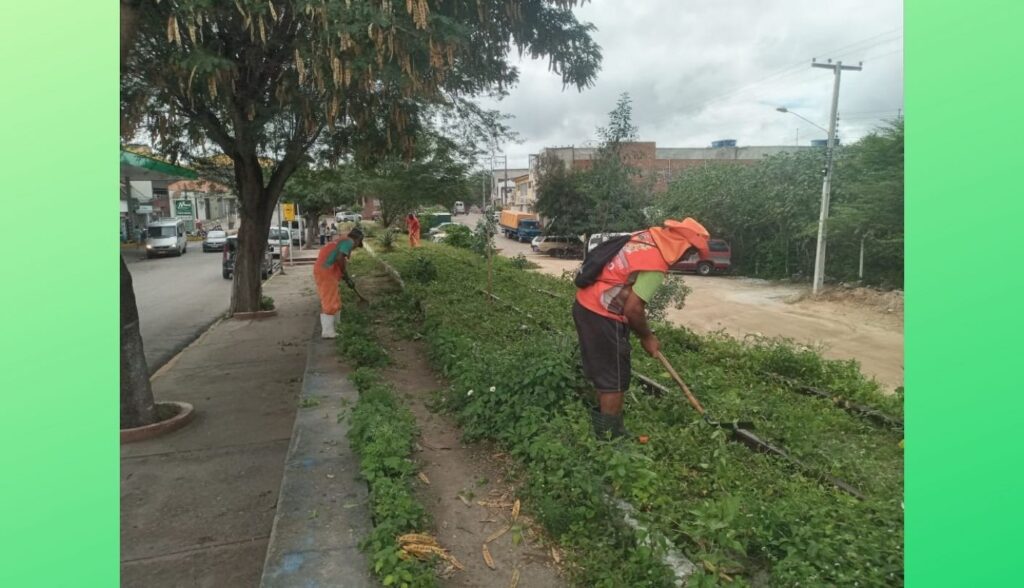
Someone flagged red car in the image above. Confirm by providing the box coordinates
[670,238,731,276]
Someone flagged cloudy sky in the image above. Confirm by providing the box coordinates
[476,0,903,169]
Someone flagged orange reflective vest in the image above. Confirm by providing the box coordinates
[575,230,669,323]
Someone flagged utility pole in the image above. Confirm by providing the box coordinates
[810,58,862,295]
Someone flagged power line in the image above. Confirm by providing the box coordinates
[675,29,904,114]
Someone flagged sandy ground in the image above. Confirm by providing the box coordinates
[459,213,904,391]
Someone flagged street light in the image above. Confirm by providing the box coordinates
[775,105,836,296]
[775,106,829,134]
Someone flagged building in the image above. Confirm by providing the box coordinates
[167,179,238,232]
[120,150,198,241]
[533,140,815,194]
[489,168,529,208]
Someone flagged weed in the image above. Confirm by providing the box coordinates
[347,368,437,588]
[260,295,275,311]
[298,396,320,408]
[366,245,904,586]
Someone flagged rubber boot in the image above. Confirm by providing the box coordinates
[590,409,631,441]
[320,313,337,339]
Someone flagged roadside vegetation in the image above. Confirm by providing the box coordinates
[349,240,903,586]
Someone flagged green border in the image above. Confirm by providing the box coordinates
[1,1,1021,585]
[0,0,118,585]
[906,1,1023,585]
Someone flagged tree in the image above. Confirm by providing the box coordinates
[659,119,904,285]
[535,92,648,237]
[121,0,158,428]
[122,0,601,312]
[286,164,366,240]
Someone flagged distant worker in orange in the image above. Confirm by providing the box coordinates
[313,226,364,339]
[406,213,421,248]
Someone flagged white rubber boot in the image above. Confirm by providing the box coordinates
[320,313,337,339]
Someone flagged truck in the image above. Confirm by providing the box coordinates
[499,210,542,243]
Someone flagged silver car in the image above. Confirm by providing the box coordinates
[202,229,228,252]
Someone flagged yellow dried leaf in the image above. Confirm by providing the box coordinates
[482,543,496,569]
[485,525,510,543]
[398,533,439,547]
[417,472,431,485]
[551,546,561,564]
[268,1,278,21]
[511,499,521,521]
[509,567,520,588]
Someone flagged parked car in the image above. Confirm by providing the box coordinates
[336,211,362,223]
[145,218,188,258]
[669,238,732,276]
[428,222,459,237]
[536,235,584,258]
[267,227,291,258]
[453,201,466,215]
[202,229,228,252]
[585,232,631,257]
[222,235,275,280]
[531,236,543,252]
[282,219,306,245]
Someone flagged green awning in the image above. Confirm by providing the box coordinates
[120,150,198,182]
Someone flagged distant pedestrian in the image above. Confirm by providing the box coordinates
[319,220,328,246]
[330,223,338,236]
[406,213,421,248]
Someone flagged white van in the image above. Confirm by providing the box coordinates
[454,201,465,215]
[145,218,187,258]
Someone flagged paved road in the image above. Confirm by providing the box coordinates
[122,244,232,373]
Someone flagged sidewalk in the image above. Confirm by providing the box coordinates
[120,265,320,587]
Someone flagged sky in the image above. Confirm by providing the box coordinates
[475,0,903,169]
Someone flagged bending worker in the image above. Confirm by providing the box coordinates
[573,218,709,439]
[313,226,364,339]
[406,213,421,248]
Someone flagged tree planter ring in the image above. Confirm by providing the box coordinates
[231,309,277,320]
[121,401,195,443]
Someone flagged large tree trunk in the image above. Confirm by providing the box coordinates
[120,0,157,429]
[230,165,277,313]
[121,256,156,428]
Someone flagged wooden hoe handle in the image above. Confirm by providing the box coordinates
[655,351,706,416]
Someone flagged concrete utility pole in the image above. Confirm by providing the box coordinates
[810,58,862,295]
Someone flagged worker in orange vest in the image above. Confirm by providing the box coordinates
[313,226,364,338]
[406,213,421,248]
[573,218,710,440]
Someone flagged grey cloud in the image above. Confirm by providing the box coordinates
[476,0,903,168]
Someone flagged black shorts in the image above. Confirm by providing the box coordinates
[572,301,631,393]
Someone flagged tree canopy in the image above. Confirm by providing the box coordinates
[122,0,602,311]
[660,120,904,286]
[535,93,650,236]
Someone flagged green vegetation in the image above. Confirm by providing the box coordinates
[351,243,903,586]
[660,122,904,286]
[348,368,436,588]
[336,303,389,368]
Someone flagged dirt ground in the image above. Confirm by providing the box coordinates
[365,268,566,587]
[468,214,904,392]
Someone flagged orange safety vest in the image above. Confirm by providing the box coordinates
[575,230,670,323]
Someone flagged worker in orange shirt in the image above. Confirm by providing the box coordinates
[313,226,364,338]
[406,213,421,248]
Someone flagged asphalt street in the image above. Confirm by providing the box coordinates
[123,243,232,373]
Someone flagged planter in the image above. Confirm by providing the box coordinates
[231,309,278,320]
[120,401,195,443]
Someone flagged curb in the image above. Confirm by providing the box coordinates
[232,309,279,320]
[120,401,196,444]
[259,317,375,588]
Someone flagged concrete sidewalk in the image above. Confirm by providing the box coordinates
[121,266,320,587]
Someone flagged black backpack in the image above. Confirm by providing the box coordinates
[574,234,632,288]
